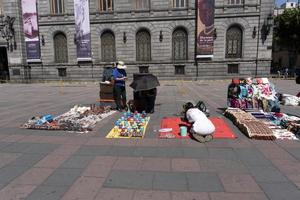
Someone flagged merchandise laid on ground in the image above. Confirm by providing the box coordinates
[159,117,236,139]
[106,111,150,139]
[21,105,115,133]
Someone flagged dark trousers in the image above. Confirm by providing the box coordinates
[113,85,126,109]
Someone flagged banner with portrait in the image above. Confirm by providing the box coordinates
[74,0,91,61]
[196,0,215,58]
[22,0,40,60]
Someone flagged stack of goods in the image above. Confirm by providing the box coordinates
[99,82,114,100]
[21,105,114,133]
[106,111,150,138]
[225,108,276,140]
[227,78,280,112]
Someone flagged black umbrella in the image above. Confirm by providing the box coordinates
[130,73,160,91]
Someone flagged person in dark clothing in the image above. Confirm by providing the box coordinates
[112,61,127,111]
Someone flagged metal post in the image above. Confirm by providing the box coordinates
[255,1,261,77]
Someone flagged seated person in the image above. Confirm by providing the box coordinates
[183,102,215,143]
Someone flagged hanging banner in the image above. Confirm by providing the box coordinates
[22,0,40,60]
[196,0,215,58]
[74,0,91,61]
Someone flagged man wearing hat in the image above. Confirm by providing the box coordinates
[112,61,127,111]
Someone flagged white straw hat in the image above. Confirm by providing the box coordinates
[117,61,127,69]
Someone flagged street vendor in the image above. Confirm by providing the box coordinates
[183,102,215,143]
[112,61,127,111]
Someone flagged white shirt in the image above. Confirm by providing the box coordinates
[186,108,215,135]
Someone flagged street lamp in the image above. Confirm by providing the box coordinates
[0,15,16,52]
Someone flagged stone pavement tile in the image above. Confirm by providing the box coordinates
[219,174,262,193]
[0,165,30,186]
[63,137,89,145]
[135,138,161,147]
[171,158,201,172]
[25,185,69,200]
[94,188,135,200]
[0,184,36,200]
[275,140,300,148]
[133,146,158,157]
[0,141,13,150]
[171,192,210,200]
[258,146,296,160]
[11,167,54,185]
[181,139,207,148]
[142,157,171,171]
[0,134,9,140]
[34,154,70,168]
[1,142,34,153]
[271,159,300,174]
[35,136,68,144]
[60,155,94,169]
[103,170,154,190]
[113,139,137,146]
[0,152,21,168]
[85,137,114,146]
[108,146,135,157]
[294,182,300,189]
[18,135,45,143]
[42,168,83,186]
[286,174,300,186]
[234,148,272,167]
[153,172,188,191]
[82,156,116,178]
[258,182,300,200]
[51,144,81,156]
[22,143,59,154]
[182,147,208,159]
[155,147,184,158]
[198,159,248,174]
[9,153,46,167]
[158,139,183,147]
[0,134,26,142]
[208,148,238,160]
[74,145,111,156]
[133,190,171,200]
[61,176,105,200]
[285,148,300,161]
[113,157,143,170]
[186,172,224,192]
[248,165,289,182]
[209,192,269,200]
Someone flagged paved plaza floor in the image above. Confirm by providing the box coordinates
[0,79,299,200]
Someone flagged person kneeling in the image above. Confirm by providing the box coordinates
[185,106,215,143]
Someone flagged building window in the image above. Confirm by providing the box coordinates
[175,65,185,75]
[227,0,244,5]
[99,0,113,12]
[139,66,149,73]
[101,31,116,62]
[50,0,64,14]
[173,0,186,8]
[136,30,151,61]
[54,33,68,63]
[135,0,149,9]
[173,28,188,60]
[226,26,243,58]
[228,64,239,74]
[58,68,67,77]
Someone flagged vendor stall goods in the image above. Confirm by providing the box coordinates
[225,108,276,140]
[227,78,280,112]
[106,111,150,138]
[21,105,114,133]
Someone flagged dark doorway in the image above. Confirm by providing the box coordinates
[0,47,9,81]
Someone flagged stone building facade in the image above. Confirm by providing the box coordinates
[0,0,274,81]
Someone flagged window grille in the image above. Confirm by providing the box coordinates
[101,31,116,62]
[136,30,151,61]
[99,0,113,11]
[54,33,68,63]
[172,28,188,60]
[173,0,186,8]
[50,0,64,14]
[226,26,243,58]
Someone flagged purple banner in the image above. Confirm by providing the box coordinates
[196,0,215,58]
[74,0,91,60]
[22,0,40,60]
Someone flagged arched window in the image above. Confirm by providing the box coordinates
[136,30,151,61]
[101,31,116,62]
[226,26,243,58]
[54,33,68,63]
[50,0,64,14]
[173,28,188,60]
